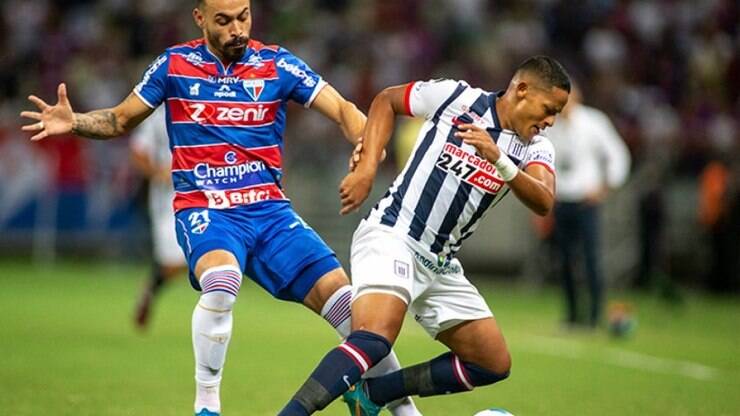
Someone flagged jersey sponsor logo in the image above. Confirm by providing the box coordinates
[214,85,237,98]
[208,75,242,84]
[135,54,167,91]
[246,54,265,68]
[193,160,267,187]
[185,51,205,67]
[224,151,238,164]
[528,149,554,166]
[243,79,265,101]
[169,99,280,127]
[188,209,211,234]
[201,186,283,209]
[189,83,201,96]
[413,251,461,275]
[437,143,505,194]
[277,58,317,88]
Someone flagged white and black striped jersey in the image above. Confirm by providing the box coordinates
[365,79,556,259]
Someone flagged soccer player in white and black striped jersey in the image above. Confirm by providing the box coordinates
[280,56,570,415]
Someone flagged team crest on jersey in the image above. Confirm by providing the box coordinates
[243,79,265,101]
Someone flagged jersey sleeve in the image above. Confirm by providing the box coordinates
[133,52,170,109]
[276,48,326,108]
[524,137,556,174]
[405,79,462,119]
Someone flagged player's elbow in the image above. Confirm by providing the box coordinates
[531,196,554,216]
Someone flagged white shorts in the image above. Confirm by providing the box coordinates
[150,186,186,267]
[350,221,493,338]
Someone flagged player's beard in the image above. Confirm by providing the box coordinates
[211,33,249,63]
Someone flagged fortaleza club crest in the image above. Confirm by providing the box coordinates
[243,79,265,101]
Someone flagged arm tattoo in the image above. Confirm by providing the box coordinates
[72,110,120,140]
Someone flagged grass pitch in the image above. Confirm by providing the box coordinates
[1,260,738,415]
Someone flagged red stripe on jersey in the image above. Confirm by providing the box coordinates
[172,144,282,171]
[247,39,280,52]
[232,60,278,79]
[173,184,287,211]
[525,161,555,175]
[168,98,280,127]
[170,38,206,49]
[403,82,415,116]
[168,53,219,78]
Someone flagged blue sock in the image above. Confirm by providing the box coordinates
[366,352,510,405]
[279,330,391,415]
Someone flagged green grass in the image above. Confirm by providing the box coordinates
[1,260,739,415]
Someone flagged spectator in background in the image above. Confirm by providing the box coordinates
[129,106,187,329]
[547,84,631,327]
[698,145,740,293]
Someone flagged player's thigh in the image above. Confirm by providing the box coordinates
[174,208,247,284]
[249,207,341,303]
[349,223,415,343]
[437,317,511,375]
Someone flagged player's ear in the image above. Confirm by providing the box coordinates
[193,7,205,29]
[515,81,529,100]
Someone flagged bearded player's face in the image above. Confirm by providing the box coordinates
[194,0,252,62]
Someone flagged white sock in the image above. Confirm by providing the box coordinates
[192,265,242,413]
[321,285,422,416]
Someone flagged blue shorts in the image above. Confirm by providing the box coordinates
[175,201,341,303]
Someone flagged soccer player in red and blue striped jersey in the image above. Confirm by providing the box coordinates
[21,1,419,415]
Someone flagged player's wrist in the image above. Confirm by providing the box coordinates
[494,153,519,182]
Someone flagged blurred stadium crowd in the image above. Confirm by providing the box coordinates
[0,0,738,290]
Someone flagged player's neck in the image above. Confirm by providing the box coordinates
[495,98,514,132]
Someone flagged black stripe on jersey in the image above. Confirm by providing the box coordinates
[446,127,503,253]
[407,122,460,241]
[449,188,510,254]
[427,92,491,253]
[379,83,468,227]
[430,182,472,254]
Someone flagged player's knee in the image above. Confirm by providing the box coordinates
[344,330,392,371]
[463,358,511,387]
[198,265,242,311]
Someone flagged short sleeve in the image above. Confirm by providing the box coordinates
[133,52,170,109]
[525,138,556,174]
[405,79,462,119]
[275,48,325,108]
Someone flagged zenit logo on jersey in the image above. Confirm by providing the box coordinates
[134,38,326,212]
[168,99,280,126]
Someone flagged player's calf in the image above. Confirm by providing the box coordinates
[279,330,392,415]
[192,265,243,414]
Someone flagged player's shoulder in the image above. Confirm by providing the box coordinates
[529,133,555,150]
[576,104,611,123]
[167,38,206,53]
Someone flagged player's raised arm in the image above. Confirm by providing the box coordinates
[455,123,556,215]
[338,84,409,215]
[21,83,153,141]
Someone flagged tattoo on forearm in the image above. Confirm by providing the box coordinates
[72,110,120,139]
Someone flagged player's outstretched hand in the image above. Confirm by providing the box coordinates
[339,170,374,215]
[20,83,75,141]
[455,123,501,163]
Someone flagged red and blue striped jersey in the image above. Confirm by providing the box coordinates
[133,38,326,212]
